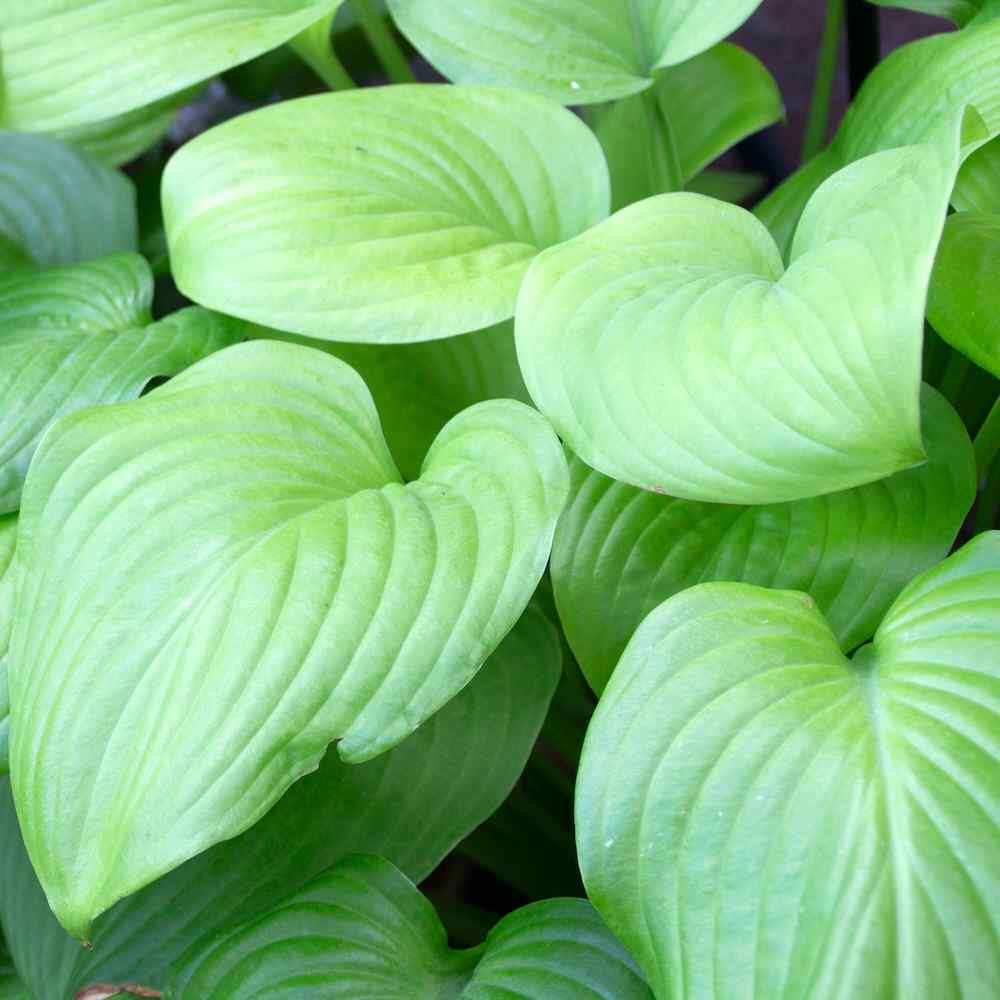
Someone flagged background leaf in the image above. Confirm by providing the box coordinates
[0,605,561,998]
[166,854,651,999]
[10,339,567,938]
[0,1,344,131]
[593,43,783,210]
[553,386,975,693]
[576,533,1000,999]
[0,132,136,267]
[164,85,609,342]
[387,0,764,104]
[0,254,243,512]
[953,135,1000,213]
[516,125,963,503]
[869,0,985,25]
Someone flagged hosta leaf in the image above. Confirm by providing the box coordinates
[953,135,1000,213]
[554,386,974,693]
[0,1,344,131]
[0,515,15,772]
[0,132,136,266]
[758,14,1000,253]
[517,121,965,504]
[0,606,560,998]
[386,0,764,104]
[0,254,243,512]
[167,855,652,999]
[869,0,986,24]
[594,43,783,210]
[576,532,1000,999]
[266,321,529,480]
[928,213,1000,378]
[163,85,609,343]
[10,339,568,939]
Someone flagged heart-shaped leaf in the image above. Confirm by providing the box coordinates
[757,15,1000,254]
[163,85,609,343]
[553,386,975,693]
[0,253,242,512]
[267,321,529,480]
[954,135,1000,213]
[0,1,343,131]
[577,532,1000,999]
[9,339,568,939]
[0,605,561,998]
[166,854,652,999]
[517,120,965,504]
[928,212,1000,378]
[0,132,136,267]
[386,0,764,104]
[594,43,783,210]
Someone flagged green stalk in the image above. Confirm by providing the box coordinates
[642,88,684,194]
[974,394,1000,480]
[802,0,844,162]
[352,0,416,83]
[290,16,356,90]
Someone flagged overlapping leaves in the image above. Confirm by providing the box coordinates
[9,339,568,938]
[577,533,1000,998]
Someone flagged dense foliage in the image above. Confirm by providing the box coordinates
[0,1,998,997]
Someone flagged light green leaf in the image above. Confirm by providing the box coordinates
[954,135,1000,212]
[54,89,196,168]
[10,339,568,939]
[0,515,17,773]
[265,321,529,480]
[0,606,560,998]
[0,1,344,131]
[927,212,1000,378]
[0,132,136,266]
[577,532,1000,999]
[517,121,964,504]
[594,43,783,210]
[869,0,985,25]
[166,854,651,999]
[553,386,975,693]
[757,14,1000,254]
[0,254,243,512]
[163,85,609,343]
[387,0,764,104]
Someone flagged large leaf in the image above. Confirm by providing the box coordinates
[594,43,783,210]
[0,254,243,512]
[386,0,764,104]
[553,386,975,693]
[0,1,343,131]
[928,212,1000,378]
[268,321,529,480]
[869,0,986,24]
[163,85,609,343]
[757,14,1000,254]
[516,120,966,504]
[0,606,561,998]
[954,135,1000,212]
[576,532,1000,999]
[167,855,652,999]
[9,339,568,939]
[0,132,136,266]
[0,515,17,773]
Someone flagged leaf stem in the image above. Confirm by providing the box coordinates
[802,0,844,162]
[290,17,356,91]
[845,0,880,97]
[974,394,1000,480]
[352,0,416,83]
[642,88,684,194]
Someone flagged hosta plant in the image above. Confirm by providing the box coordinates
[0,2,998,998]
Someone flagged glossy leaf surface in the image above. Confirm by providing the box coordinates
[0,254,242,512]
[164,85,609,343]
[167,855,652,999]
[577,533,1000,999]
[517,124,964,503]
[0,1,344,130]
[0,607,560,998]
[9,339,568,938]
[553,387,974,692]
[387,0,764,104]
[0,132,136,266]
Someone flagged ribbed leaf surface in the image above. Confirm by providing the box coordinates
[577,533,1000,999]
